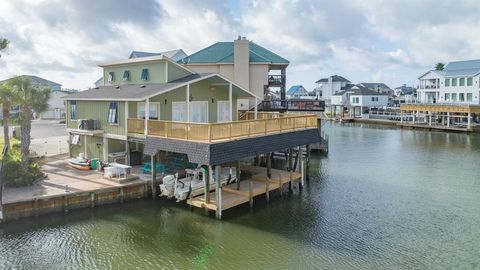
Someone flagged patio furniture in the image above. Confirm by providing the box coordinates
[105,163,132,179]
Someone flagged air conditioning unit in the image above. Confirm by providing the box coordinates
[78,119,100,130]
[77,119,87,130]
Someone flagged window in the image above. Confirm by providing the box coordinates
[141,68,149,81]
[352,97,359,104]
[460,78,465,86]
[108,71,115,82]
[107,102,118,124]
[459,93,465,102]
[172,102,187,122]
[445,78,450,87]
[467,77,473,86]
[371,97,375,102]
[123,70,130,81]
[70,101,77,120]
[138,102,159,120]
[445,93,450,101]
[467,93,473,102]
[451,93,457,101]
[217,101,231,122]
[452,78,457,86]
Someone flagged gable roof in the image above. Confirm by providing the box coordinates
[0,75,61,87]
[65,73,258,101]
[418,69,444,79]
[287,85,307,95]
[180,42,289,65]
[333,85,388,96]
[129,49,187,62]
[315,75,350,83]
[443,59,480,77]
[358,83,391,89]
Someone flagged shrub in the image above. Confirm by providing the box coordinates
[1,145,43,187]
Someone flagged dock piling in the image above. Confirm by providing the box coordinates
[215,165,222,220]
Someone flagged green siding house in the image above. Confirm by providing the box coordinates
[65,55,257,163]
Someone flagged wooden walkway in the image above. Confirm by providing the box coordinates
[397,123,472,132]
[187,165,302,214]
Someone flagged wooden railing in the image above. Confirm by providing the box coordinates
[127,114,318,143]
[127,118,145,134]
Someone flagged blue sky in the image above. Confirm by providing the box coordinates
[1,0,480,91]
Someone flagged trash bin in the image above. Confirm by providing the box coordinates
[90,158,99,170]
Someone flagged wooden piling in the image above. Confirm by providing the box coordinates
[236,160,241,190]
[215,165,222,219]
[90,192,95,208]
[300,150,304,190]
[151,155,157,197]
[306,144,311,180]
[249,180,253,207]
[266,153,272,202]
[289,148,293,191]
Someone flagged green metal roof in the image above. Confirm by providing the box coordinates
[180,42,289,65]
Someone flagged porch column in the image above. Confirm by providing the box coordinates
[102,136,109,162]
[254,97,258,120]
[412,111,415,124]
[429,111,432,126]
[447,112,450,127]
[84,135,88,159]
[186,84,190,122]
[229,83,233,121]
[125,101,129,136]
[144,98,150,135]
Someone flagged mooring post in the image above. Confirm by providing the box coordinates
[249,180,253,208]
[300,149,304,190]
[215,165,222,219]
[90,192,95,208]
[119,187,124,203]
[236,160,241,190]
[64,195,68,213]
[151,154,157,198]
[306,144,311,180]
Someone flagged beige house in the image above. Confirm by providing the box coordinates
[180,37,289,110]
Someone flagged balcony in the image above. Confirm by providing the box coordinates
[127,114,318,143]
[257,99,325,112]
[268,75,286,87]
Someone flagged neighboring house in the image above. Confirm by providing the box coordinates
[0,75,62,91]
[394,84,416,96]
[286,85,309,99]
[93,49,188,88]
[417,59,480,104]
[358,83,393,96]
[64,54,259,161]
[180,36,289,107]
[314,75,351,103]
[331,84,388,116]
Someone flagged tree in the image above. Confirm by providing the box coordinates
[0,38,9,58]
[7,77,50,175]
[0,84,17,150]
[435,62,445,71]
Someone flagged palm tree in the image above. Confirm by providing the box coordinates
[435,62,445,71]
[0,38,9,58]
[0,84,16,150]
[7,77,50,175]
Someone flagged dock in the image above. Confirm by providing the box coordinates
[187,165,303,216]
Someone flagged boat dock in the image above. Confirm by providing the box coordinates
[187,164,303,219]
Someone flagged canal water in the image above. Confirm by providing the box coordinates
[1,122,480,270]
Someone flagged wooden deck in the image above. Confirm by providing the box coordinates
[187,165,302,212]
[397,123,473,132]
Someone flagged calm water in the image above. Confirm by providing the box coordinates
[1,123,480,270]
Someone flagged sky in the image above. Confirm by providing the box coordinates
[1,0,480,91]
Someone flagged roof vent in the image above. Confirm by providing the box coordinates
[140,85,146,88]
[115,85,120,89]
[94,87,99,89]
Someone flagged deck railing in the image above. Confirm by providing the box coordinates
[127,114,318,143]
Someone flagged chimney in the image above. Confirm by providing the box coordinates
[234,36,250,90]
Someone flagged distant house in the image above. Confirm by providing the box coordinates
[314,75,351,103]
[0,75,62,91]
[358,83,393,96]
[394,84,416,96]
[93,49,188,88]
[417,59,480,104]
[286,85,310,99]
[331,84,388,117]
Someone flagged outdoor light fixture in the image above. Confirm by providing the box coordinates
[212,98,215,103]
[210,87,215,91]
[164,99,167,104]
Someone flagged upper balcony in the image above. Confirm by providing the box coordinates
[268,75,286,87]
[127,114,318,143]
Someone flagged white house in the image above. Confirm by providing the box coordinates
[40,90,70,119]
[314,75,351,103]
[331,85,388,117]
[417,59,480,104]
[286,85,310,99]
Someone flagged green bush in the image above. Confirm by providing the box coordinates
[1,145,43,187]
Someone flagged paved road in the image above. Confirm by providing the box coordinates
[1,119,67,139]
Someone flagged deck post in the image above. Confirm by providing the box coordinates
[400,110,403,124]
[266,152,272,202]
[206,166,212,204]
[300,148,304,190]
[102,136,109,162]
[186,84,190,122]
[215,165,222,219]
[151,154,156,197]
[288,148,293,192]
[254,97,258,120]
[447,112,450,127]
[306,144,311,180]
[249,180,253,207]
[412,110,415,124]
[429,111,432,126]
[236,160,241,190]
[468,112,471,129]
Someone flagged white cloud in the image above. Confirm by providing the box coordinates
[1,0,480,91]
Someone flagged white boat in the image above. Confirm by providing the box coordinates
[159,167,237,202]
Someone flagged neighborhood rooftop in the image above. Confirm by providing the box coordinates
[129,49,187,61]
[333,85,388,96]
[315,75,350,83]
[180,41,289,64]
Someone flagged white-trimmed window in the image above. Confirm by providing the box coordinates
[217,101,231,122]
[108,71,115,82]
[138,102,160,120]
[70,101,77,120]
[172,102,187,122]
[171,101,208,123]
[141,68,149,81]
[123,70,130,81]
[107,102,118,124]
[467,93,473,102]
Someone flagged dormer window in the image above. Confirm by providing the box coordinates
[123,70,130,81]
[141,68,149,81]
[108,71,115,82]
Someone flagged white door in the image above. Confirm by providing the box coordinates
[189,101,208,123]
[172,102,187,122]
[54,108,61,119]
[217,101,230,122]
[138,102,160,119]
